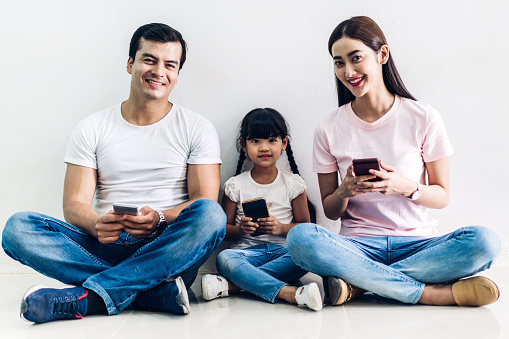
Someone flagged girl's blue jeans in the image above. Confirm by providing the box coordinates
[2,199,226,315]
[216,243,307,303]
[286,224,500,304]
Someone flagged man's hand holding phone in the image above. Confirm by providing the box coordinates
[117,205,160,239]
[95,212,126,244]
[96,203,160,243]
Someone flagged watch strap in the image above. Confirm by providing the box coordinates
[152,210,167,235]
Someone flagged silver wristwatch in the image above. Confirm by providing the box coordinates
[408,182,422,200]
[152,210,167,235]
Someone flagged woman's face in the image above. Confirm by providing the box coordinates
[331,37,388,98]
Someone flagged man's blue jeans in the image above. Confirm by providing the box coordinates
[287,224,500,304]
[2,199,226,315]
[217,244,307,303]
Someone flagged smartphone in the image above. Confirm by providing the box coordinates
[113,203,139,216]
[352,158,382,182]
[242,197,269,237]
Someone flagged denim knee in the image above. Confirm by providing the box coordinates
[462,226,501,265]
[2,211,36,258]
[187,199,226,239]
[216,249,239,275]
[286,223,320,266]
[3,212,31,245]
[287,223,318,250]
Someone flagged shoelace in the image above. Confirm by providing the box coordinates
[51,291,87,318]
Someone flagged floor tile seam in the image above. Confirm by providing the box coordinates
[341,305,354,339]
[108,309,134,338]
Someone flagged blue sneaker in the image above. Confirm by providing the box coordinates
[133,276,190,315]
[20,285,88,323]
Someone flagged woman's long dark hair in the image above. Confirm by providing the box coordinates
[328,16,416,107]
[235,108,316,223]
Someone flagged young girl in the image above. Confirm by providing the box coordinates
[201,108,322,311]
[287,16,500,307]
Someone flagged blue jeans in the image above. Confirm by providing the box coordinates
[216,243,307,303]
[286,224,500,304]
[2,199,226,315]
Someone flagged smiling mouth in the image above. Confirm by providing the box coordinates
[348,76,364,87]
[146,79,164,86]
[259,155,271,159]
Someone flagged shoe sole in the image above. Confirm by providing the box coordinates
[327,277,349,306]
[452,276,500,306]
[175,277,190,314]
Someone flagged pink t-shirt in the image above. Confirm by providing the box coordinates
[313,96,454,237]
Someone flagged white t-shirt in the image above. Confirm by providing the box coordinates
[313,96,454,237]
[64,103,221,216]
[223,169,306,249]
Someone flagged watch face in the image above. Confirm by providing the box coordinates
[411,184,422,200]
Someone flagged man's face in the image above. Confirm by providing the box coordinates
[127,38,182,101]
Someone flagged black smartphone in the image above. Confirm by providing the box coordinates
[113,203,139,216]
[241,197,269,237]
[352,158,382,182]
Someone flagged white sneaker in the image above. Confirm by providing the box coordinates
[201,274,229,301]
[295,283,323,311]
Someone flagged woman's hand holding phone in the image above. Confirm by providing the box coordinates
[357,160,417,196]
[336,160,387,197]
[335,164,368,198]
[354,160,416,196]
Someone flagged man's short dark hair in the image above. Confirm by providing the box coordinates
[129,23,187,70]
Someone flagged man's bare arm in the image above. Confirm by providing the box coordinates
[163,163,221,223]
[62,163,100,236]
[63,163,125,243]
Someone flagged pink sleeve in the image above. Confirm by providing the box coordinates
[313,123,339,173]
[422,107,454,162]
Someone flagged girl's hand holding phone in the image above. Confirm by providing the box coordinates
[239,216,259,235]
[256,215,283,236]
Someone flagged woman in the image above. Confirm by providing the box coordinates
[286,16,500,307]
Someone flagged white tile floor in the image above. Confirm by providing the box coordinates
[1,266,507,339]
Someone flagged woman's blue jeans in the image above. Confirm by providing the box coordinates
[286,224,500,304]
[216,243,307,303]
[2,199,226,315]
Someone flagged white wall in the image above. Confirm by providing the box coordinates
[1,0,508,273]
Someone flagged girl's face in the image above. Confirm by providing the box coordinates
[331,37,389,98]
[242,136,288,169]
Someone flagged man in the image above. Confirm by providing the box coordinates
[2,23,226,323]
